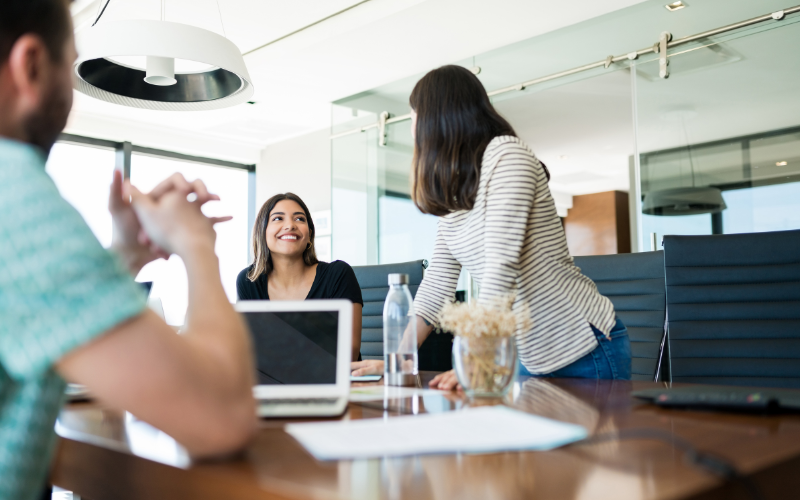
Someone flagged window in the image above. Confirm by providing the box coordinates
[722,182,800,234]
[45,143,116,247]
[131,154,249,325]
[379,195,438,265]
[641,213,711,247]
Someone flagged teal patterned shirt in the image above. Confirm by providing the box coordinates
[0,138,147,500]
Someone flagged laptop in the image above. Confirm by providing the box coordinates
[236,300,353,418]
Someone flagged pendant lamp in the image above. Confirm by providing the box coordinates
[642,186,726,215]
[641,110,726,216]
[73,3,254,111]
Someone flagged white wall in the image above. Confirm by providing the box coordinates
[256,128,332,261]
[256,128,331,213]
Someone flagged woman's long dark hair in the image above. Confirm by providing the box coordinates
[247,192,319,281]
[409,65,548,216]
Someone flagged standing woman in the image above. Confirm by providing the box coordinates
[237,193,364,361]
[351,65,630,385]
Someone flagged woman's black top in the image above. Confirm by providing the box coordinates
[236,260,363,306]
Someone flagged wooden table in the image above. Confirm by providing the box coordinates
[51,373,800,500]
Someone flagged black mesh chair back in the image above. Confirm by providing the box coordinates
[352,260,427,360]
[663,230,800,388]
[574,251,667,381]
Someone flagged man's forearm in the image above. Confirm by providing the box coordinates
[182,243,232,327]
[110,244,150,277]
[180,243,254,392]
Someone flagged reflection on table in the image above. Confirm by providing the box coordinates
[52,374,800,500]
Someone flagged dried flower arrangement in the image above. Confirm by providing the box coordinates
[438,295,523,339]
[439,296,531,396]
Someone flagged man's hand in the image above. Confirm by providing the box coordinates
[109,170,169,276]
[110,171,232,275]
[126,177,230,258]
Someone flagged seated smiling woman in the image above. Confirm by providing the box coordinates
[236,193,363,361]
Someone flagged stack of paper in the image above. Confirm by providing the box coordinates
[285,406,587,460]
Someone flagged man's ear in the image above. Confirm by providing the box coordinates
[6,34,51,114]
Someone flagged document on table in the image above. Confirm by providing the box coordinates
[349,385,446,402]
[285,406,588,460]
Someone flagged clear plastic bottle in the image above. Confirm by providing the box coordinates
[383,273,418,386]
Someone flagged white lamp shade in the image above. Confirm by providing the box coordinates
[74,20,254,111]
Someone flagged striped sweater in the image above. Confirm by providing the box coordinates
[414,136,617,374]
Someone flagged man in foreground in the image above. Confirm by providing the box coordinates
[0,2,257,499]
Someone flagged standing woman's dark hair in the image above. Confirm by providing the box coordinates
[248,192,319,281]
[409,65,549,216]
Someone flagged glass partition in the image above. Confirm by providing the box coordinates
[331,3,800,261]
[635,19,800,246]
[330,113,377,266]
[377,120,438,265]
[332,65,635,264]
[331,106,440,267]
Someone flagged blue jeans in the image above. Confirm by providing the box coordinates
[518,317,631,380]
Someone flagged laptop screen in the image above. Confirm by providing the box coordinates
[243,311,339,385]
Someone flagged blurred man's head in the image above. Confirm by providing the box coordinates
[0,0,75,154]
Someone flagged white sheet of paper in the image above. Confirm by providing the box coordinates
[348,385,447,402]
[285,406,588,460]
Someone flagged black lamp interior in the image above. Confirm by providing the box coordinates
[77,58,242,102]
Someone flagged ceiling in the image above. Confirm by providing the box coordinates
[66,0,647,162]
[496,69,634,196]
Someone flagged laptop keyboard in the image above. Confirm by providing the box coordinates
[258,398,340,406]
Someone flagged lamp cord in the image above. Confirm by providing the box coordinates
[92,0,112,27]
[216,0,227,38]
[93,0,224,35]
[573,428,764,500]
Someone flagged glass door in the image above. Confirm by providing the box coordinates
[634,18,800,247]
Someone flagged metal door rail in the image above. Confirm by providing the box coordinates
[330,5,799,143]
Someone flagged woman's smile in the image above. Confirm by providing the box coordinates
[278,233,300,241]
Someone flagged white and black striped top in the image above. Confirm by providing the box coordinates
[414,136,617,374]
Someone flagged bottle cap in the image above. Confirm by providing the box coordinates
[388,273,409,285]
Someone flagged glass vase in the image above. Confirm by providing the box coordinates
[452,335,517,398]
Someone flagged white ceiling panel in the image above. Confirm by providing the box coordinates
[219,0,369,53]
[67,0,647,159]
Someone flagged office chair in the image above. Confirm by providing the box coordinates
[574,251,668,381]
[663,230,800,388]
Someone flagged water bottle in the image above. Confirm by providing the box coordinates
[383,273,418,386]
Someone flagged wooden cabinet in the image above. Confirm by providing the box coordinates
[563,191,630,256]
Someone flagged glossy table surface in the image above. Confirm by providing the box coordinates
[51,373,800,500]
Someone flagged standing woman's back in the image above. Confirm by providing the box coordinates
[414,135,616,374]
[408,65,629,380]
